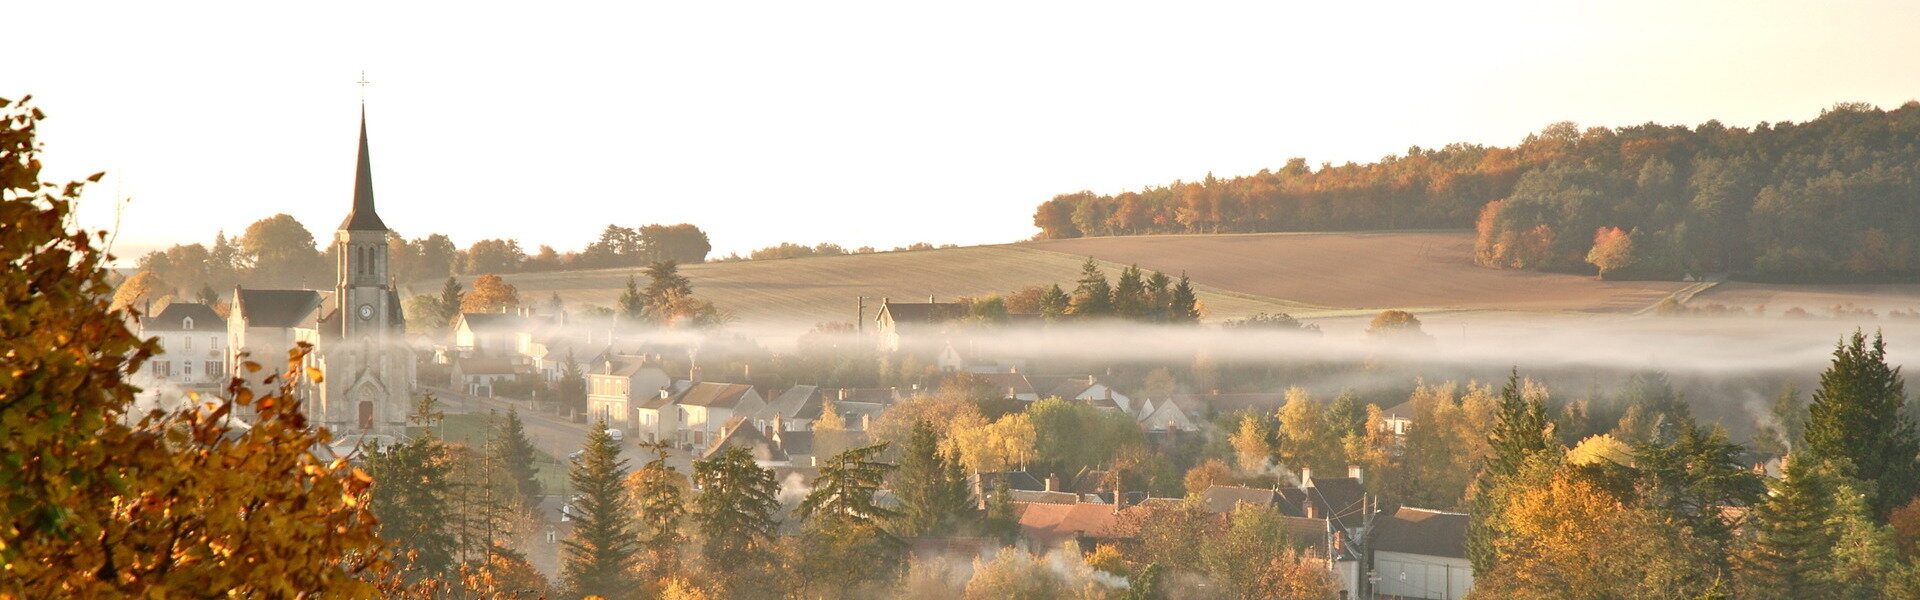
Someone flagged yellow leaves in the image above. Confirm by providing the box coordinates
[306,366,324,384]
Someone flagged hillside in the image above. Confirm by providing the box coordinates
[460,245,1314,330]
[458,231,1711,331]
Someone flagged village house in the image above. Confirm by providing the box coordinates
[449,356,520,397]
[1134,396,1203,435]
[674,382,767,448]
[872,298,967,353]
[632,380,693,444]
[1034,375,1136,413]
[1369,507,1473,600]
[584,355,671,429]
[452,312,541,357]
[139,302,228,388]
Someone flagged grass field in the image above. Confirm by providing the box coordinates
[454,245,1316,330]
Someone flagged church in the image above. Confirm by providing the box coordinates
[227,109,415,436]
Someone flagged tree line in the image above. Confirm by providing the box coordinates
[1034,101,1920,283]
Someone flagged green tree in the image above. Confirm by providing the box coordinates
[617,274,646,323]
[239,213,327,288]
[692,447,781,591]
[1744,458,1842,599]
[1201,506,1294,600]
[643,260,694,316]
[630,440,688,582]
[1630,413,1764,570]
[561,421,639,599]
[489,406,543,511]
[1112,264,1149,319]
[794,444,903,597]
[1469,370,1555,575]
[435,275,464,326]
[1144,270,1174,322]
[891,421,973,537]
[1038,283,1070,321]
[1068,258,1113,318]
[1804,329,1920,519]
[559,349,588,414]
[365,432,458,575]
[1167,274,1199,323]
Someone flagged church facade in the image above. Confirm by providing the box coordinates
[228,109,415,436]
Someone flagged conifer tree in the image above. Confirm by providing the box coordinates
[1804,329,1920,519]
[642,259,693,308]
[797,443,899,530]
[617,274,646,323]
[1745,458,1840,599]
[892,421,973,537]
[691,447,781,577]
[436,275,464,326]
[1039,284,1070,321]
[1068,258,1113,318]
[1168,274,1200,323]
[1468,370,1554,574]
[366,433,458,575]
[631,440,687,582]
[489,406,543,511]
[561,421,638,599]
[1144,271,1173,322]
[1112,264,1148,319]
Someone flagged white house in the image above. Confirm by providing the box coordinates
[585,355,671,428]
[1042,375,1135,413]
[673,382,767,448]
[139,302,229,387]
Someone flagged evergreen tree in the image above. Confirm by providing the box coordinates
[559,349,588,415]
[617,274,646,323]
[436,275,464,326]
[1144,271,1173,322]
[1112,264,1148,320]
[1168,274,1200,323]
[196,283,218,305]
[1745,458,1841,599]
[1631,414,1764,569]
[891,421,973,537]
[984,476,1017,544]
[642,260,694,318]
[1805,330,1920,519]
[489,406,543,511]
[561,421,638,599]
[1325,390,1367,444]
[691,447,781,579]
[1068,258,1113,318]
[365,434,457,575]
[795,444,903,595]
[1468,370,1554,575]
[631,440,687,582]
[1038,284,1070,321]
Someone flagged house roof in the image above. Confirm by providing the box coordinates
[1371,507,1470,559]
[702,421,786,463]
[879,301,967,324]
[457,357,519,376]
[762,385,822,420]
[459,312,530,333]
[1381,399,1416,420]
[1303,477,1370,530]
[678,382,756,409]
[1013,502,1128,546]
[1010,490,1080,504]
[973,372,1036,398]
[973,471,1047,493]
[771,430,814,457]
[144,302,225,332]
[1200,486,1281,514]
[236,289,325,328]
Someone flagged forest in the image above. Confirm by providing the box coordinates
[1032,101,1920,282]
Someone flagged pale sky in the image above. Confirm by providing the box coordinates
[10,1,1919,260]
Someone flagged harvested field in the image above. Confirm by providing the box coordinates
[1019,231,1691,313]
[1688,282,1920,317]
[438,246,1309,331]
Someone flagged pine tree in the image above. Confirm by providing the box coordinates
[796,443,903,595]
[436,275,464,326]
[365,434,458,575]
[643,260,693,308]
[489,406,543,511]
[559,348,587,415]
[891,421,973,537]
[1039,284,1070,321]
[631,440,687,582]
[1631,414,1764,568]
[1144,271,1173,322]
[617,274,646,323]
[1068,258,1113,318]
[1468,370,1554,575]
[1168,274,1200,323]
[1112,264,1148,320]
[561,420,638,599]
[1745,458,1840,599]
[691,446,781,574]
[1804,329,1920,519]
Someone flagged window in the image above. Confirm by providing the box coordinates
[154,361,171,377]
[183,336,192,351]
[208,361,223,377]
[210,335,219,349]
[183,361,193,376]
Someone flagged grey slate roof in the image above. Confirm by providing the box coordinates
[1371,507,1470,559]
[340,110,387,231]
[236,289,325,328]
[879,301,967,324]
[143,302,226,332]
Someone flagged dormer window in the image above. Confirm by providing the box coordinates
[182,316,194,330]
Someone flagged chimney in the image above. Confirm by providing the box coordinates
[860,413,871,431]
[838,388,849,401]
[1348,466,1364,484]
[689,366,703,383]
[927,295,935,303]
[659,389,670,399]
[1305,501,1318,519]
[1045,473,1060,492]
[1299,467,1314,490]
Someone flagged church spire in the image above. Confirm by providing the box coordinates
[340,107,387,231]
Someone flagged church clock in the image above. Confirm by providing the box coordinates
[358,303,374,320]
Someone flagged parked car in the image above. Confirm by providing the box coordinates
[607,428,624,442]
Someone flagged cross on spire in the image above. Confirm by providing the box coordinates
[356,70,370,103]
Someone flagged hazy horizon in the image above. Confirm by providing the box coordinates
[11,0,1920,260]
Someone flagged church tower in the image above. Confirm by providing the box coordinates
[322,107,412,436]
[336,109,393,340]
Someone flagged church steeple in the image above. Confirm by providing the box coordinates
[340,108,387,231]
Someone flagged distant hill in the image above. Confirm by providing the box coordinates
[456,232,1712,331]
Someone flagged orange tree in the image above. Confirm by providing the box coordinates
[1,96,389,597]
